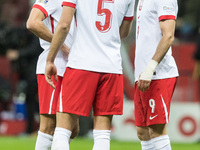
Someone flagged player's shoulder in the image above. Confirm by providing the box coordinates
[36,0,49,5]
[154,0,177,5]
[153,0,178,11]
[36,0,61,7]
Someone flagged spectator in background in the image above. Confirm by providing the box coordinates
[6,32,42,134]
[0,0,29,27]
[0,0,42,134]
[193,26,200,79]
[190,2,200,103]
[176,0,200,41]
[192,21,200,142]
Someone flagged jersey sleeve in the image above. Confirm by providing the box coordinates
[124,0,135,21]
[32,0,56,18]
[155,0,178,21]
[62,0,77,8]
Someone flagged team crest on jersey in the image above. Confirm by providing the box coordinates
[39,0,49,5]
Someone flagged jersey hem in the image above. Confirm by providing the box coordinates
[33,4,48,18]
[66,66,123,75]
[36,70,65,77]
[135,75,179,82]
[36,73,63,77]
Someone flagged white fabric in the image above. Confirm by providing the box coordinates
[35,131,53,150]
[135,0,179,81]
[155,0,178,18]
[152,135,171,150]
[33,0,75,76]
[141,140,155,150]
[51,127,71,150]
[92,130,111,150]
[63,0,135,74]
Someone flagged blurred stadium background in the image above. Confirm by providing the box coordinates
[0,0,200,149]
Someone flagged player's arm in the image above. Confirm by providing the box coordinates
[26,8,53,43]
[120,20,133,39]
[152,20,175,63]
[27,8,70,58]
[138,19,176,92]
[45,6,75,88]
[120,0,135,39]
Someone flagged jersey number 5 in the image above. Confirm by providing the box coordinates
[96,0,114,33]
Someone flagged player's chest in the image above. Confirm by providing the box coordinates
[137,0,157,23]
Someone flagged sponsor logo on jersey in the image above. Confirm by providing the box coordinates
[163,6,174,11]
[39,0,49,5]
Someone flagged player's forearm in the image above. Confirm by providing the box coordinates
[120,27,131,39]
[27,20,53,43]
[46,23,70,62]
[152,33,174,63]
[139,32,174,81]
[152,19,176,64]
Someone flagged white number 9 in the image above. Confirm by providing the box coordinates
[149,99,155,113]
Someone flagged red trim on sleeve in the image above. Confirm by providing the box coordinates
[32,4,48,18]
[62,2,76,8]
[50,15,54,34]
[159,15,176,21]
[124,16,134,21]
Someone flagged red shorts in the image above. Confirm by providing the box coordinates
[37,74,63,114]
[58,68,123,116]
[134,77,177,127]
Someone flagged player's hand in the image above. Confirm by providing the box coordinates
[60,44,70,58]
[45,61,58,89]
[138,76,151,92]
[138,59,158,92]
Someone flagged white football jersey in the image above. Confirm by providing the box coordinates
[135,0,179,81]
[62,0,135,74]
[33,0,74,76]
